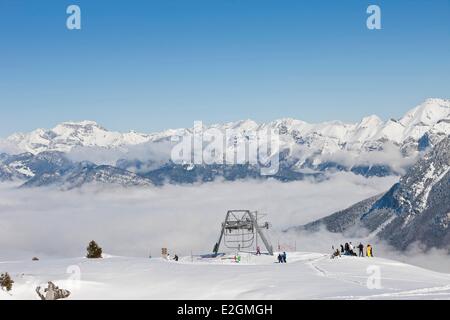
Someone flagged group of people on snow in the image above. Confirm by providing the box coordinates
[277,252,287,263]
[331,242,374,259]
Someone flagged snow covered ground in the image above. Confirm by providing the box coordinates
[1,252,449,300]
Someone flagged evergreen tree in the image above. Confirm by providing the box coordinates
[86,240,103,258]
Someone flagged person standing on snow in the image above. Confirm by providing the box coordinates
[277,253,283,263]
[282,252,287,263]
[344,243,349,254]
[358,243,364,257]
[340,244,344,254]
[366,244,372,257]
[256,246,261,255]
[349,242,355,255]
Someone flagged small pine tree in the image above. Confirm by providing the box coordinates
[86,240,103,259]
[0,272,14,292]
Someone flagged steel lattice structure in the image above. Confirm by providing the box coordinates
[213,210,273,256]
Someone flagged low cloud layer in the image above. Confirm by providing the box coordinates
[0,173,394,257]
[66,141,173,167]
[1,173,447,272]
[317,142,419,175]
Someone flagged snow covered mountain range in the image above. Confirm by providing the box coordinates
[0,98,450,188]
[298,136,450,252]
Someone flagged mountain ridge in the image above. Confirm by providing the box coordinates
[1,98,450,188]
[3,98,450,155]
[298,135,450,252]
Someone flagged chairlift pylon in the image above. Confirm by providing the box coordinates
[213,210,273,256]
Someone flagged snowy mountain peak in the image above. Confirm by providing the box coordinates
[4,120,152,154]
[270,117,308,126]
[52,120,105,135]
[423,97,450,106]
[59,120,101,127]
[358,115,383,128]
[226,119,259,131]
[399,98,450,128]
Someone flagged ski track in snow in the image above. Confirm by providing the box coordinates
[334,285,450,300]
[306,255,450,300]
[306,255,369,289]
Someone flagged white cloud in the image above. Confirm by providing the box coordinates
[319,142,418,175]
[0,173,396,260]
[0,139,22,155]
[66,141,173,167]
[1,173,447,272]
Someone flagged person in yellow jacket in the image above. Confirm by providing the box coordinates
[366,244,373,257]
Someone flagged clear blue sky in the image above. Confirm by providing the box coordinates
[0,0,449,137]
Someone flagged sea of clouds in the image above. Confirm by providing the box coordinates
[0,172,448,272]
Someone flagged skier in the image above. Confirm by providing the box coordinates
[349,242,355,256]
[344,242,349,255]
[331,247,340,259]
[256,246,261,255]
[340,244,344,254]
[366,244,372,257]
[358,243,364,257]
[174,254,179,261]
[282,252,287,263]
[277,253,283,263]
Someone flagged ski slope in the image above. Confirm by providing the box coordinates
[1,252,449,300]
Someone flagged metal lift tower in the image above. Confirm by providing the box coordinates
[213,210,274,256]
